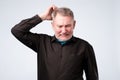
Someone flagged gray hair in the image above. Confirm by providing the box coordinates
[52,7,74,19]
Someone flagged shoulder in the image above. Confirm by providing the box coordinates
[73,36,93,48]
[74,37,95,55]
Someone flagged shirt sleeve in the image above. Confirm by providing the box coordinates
[84,43,99,80]
[11,15,43,52]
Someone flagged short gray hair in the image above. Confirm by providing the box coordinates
[52,7,74,19]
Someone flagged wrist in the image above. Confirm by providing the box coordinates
[38,14,46,20]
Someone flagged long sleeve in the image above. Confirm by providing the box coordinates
[11,15,43,52]
[84,44,99,80]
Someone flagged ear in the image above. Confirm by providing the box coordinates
[73,20,76,29]
[51,21,55,30]
[51,21,54,27]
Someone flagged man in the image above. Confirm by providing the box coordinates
[11,5,98,80]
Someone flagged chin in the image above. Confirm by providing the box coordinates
[57,35,72,41]
[59,38,70,41]
[60,39,68,41]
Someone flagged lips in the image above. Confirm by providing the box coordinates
[60,34,69,37]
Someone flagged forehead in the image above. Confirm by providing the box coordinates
[53,14,74,25]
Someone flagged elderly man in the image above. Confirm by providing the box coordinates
[11,5,98,80]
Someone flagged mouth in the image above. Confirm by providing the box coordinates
[60,34,69,37]
[56,34,72,41]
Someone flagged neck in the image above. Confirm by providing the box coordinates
[57,39,67,45]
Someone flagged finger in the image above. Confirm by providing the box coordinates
[52,5,58,10]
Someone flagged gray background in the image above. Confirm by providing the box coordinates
[0,0,120,80]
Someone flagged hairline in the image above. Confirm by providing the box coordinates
[52,7,74,20]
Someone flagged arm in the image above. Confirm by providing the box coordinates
[11,5,57,52]
[84,44,99,80]
[11,15,42,52]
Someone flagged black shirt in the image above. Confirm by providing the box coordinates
[11,15,98,80]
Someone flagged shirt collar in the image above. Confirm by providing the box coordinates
[51,35,76,43]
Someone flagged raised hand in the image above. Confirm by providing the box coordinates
[39,5,57,20]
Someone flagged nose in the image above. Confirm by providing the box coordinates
[61,27,67,33]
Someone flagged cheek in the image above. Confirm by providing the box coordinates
[67,28,74,33]
[54,28,61,34]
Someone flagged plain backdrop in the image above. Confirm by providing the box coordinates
[0,0,120,80]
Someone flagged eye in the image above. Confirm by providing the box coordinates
[65,24,71,28]
[57,25,62,28]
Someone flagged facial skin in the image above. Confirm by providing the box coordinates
[51,13,76,41]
